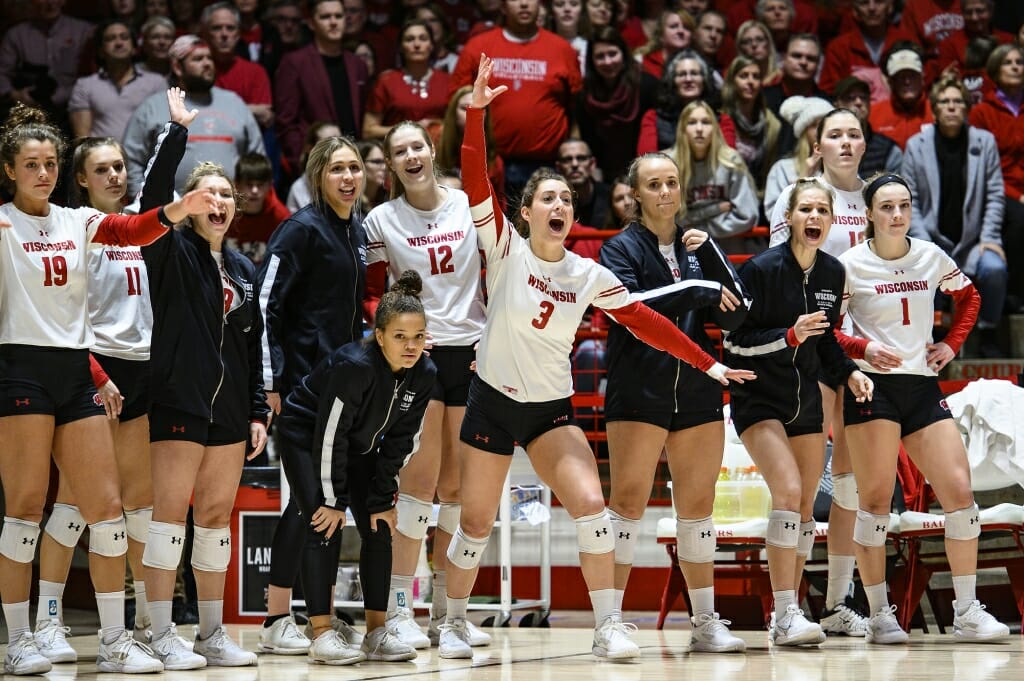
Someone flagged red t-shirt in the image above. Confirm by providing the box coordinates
[929,28,1015,85]
[214,56,272,106]
[366,68,451,125]
[899,0,964,58]
[450,28,582,161]
[868,96,934,150]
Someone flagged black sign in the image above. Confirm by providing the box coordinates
[238,511,279,616]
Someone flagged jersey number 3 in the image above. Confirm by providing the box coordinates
[42,255,68,287]
[532,301,555,330]
[428,245,454,275]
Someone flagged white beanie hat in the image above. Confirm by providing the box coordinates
[779,96,834,140]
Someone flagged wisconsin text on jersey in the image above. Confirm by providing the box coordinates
[23,240,77,252]
[527,273,577,303]
[405,231,465,247]
[833,214,868,226]
[103,250,145,261]
[492,57,547,81]
[874,280,929,294]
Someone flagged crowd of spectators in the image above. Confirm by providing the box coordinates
[2,0,1023,350]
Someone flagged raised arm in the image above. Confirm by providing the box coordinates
[136,88,196,212]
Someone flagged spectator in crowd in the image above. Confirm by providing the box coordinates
[722,55,782,204]
[612,0,652,49]
[260,0,310,85]
[756,0,798,60]
[342,0,393,75]
[286,121,342,211]
[414,3,459,72]
[228,152,291,265]
[727,0,819,40]
[638,49,733,154]
[762,34,828,117]
[108,0,144,31]
[450,0,582,194]
[634,8,694,80]
[170,0,201,34]
[903,76,1006,357]
[580,0,619,41]
[819,0,908,103]
[357,138,389,212]
[68,20,167,139]
[201,2,274,130]
[832,76,904,177]
[576,26,654,180]
[555,138,609,229]
[0,0,94,120]
[968,43,1024,310]
[138,15,175,76]
[736,19,779,85]
[932,0,1014,86]
[143,0,170,20]
[234,0,263,59]
[275,0,370,174]
[669,100,759,253]
[869,43,935,149]
[763,95,832,216]
[363,19,450,140]
[123,35,265,196]
[436,84,505,201]
[692,10,729,81]
[352,39,378,83]
[899,0,964,61]
[550,0,587,74]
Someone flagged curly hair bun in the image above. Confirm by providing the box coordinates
[390,269,423,297]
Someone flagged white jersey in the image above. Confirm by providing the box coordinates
[0,203,106,349]
[88,245,152,360]
[769,179,868,259]
[471,199,631,403]
[364,188,486,346]
[840,238,973,376]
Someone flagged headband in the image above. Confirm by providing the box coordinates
[863,174,910,207]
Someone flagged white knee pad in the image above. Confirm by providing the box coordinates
[142,521,186,570]
[124,507,152,543]
[436,502,461,535]
[853,510,890,548]
[945,504,981,540]
[607,508,640,565]
[831,474,859,511]
[395,494,433,541]
[89,517,129,557]
[575,510,614,555]
[447,526,489,570]
[797,520,816,558]
[0,517,41,563]
[45,504,86,548]
[766,510,800,549]
[192,525,232,572]
[676,515,716,564]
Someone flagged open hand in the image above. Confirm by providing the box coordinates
[792,310,830,343]
[471,54,509,109]
[166,87,198,128]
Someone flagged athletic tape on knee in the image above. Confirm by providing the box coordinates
[0,517,41,563]
[575,510,614,555]
[124,507,152,543]
[607,508,640,565]
[142,521,186,570]
[766,510,801,549]
[45,503,86,548]
[89,516,129,557]
[447,526,489,570]
[395,494,433,541]
[436,502,461,535]
[676,515,716,564]
[831,474,859,512]
[945,504,981,541]
[191,525,232,572]
[853,510,890,548]
[797,520,816,558]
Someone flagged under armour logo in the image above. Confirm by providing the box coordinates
[14,398,30,406]
[595,528,608,537]
[114,532,125,541]
[847,204,857,210]
[802,529,814,536]
[39,229,49,237]
[474,434,490,443]
[618,532,630,539]
[219,538,230,546]
[22,537,35,545]
[426,222,440,230]
[463,549,476,557]
[68,522,81,532]
[875,525,886,533]
[969,516,979,525]
[171,537,183,545]
[418,515,429,523]
[171,425,186,433]
[700,530,713,538]
[894,269,905,276]
[784,522,797,530]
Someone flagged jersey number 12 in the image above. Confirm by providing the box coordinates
[428,245,454,275]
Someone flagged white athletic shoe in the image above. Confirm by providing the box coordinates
[332,616,364,646]
[592,617,640,661]
[34,619,77,663]
[437,618,473,659]
[151,626,206,670]
[193,626,257,666]
[308,630,366,666]
[769,605,825,646]
[429,615,493,647]
[132,626,153,644]
[689,612,746,652]
[96,629,164,673]
[865,606,909,644]
[819,598,869,637]
[385,607,431,649]
[3,632,53,676]
[361,625,417,661]
[952,600,1010,643]
[259,615,311,654]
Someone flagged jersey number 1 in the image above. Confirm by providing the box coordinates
[42,255,68,287]
[532,301,555,329]
[900,297,910,326]
[428,245,454,275]
[125,267,143,296]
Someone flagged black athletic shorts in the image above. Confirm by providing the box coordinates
[427,345,476,407]
[149,403,246,446]
[730,390,824,439]
[0,345,105,425]
[94,355,150,422]
[605,405,723,431]
[843,372,951,437]
[460,376,574,455]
